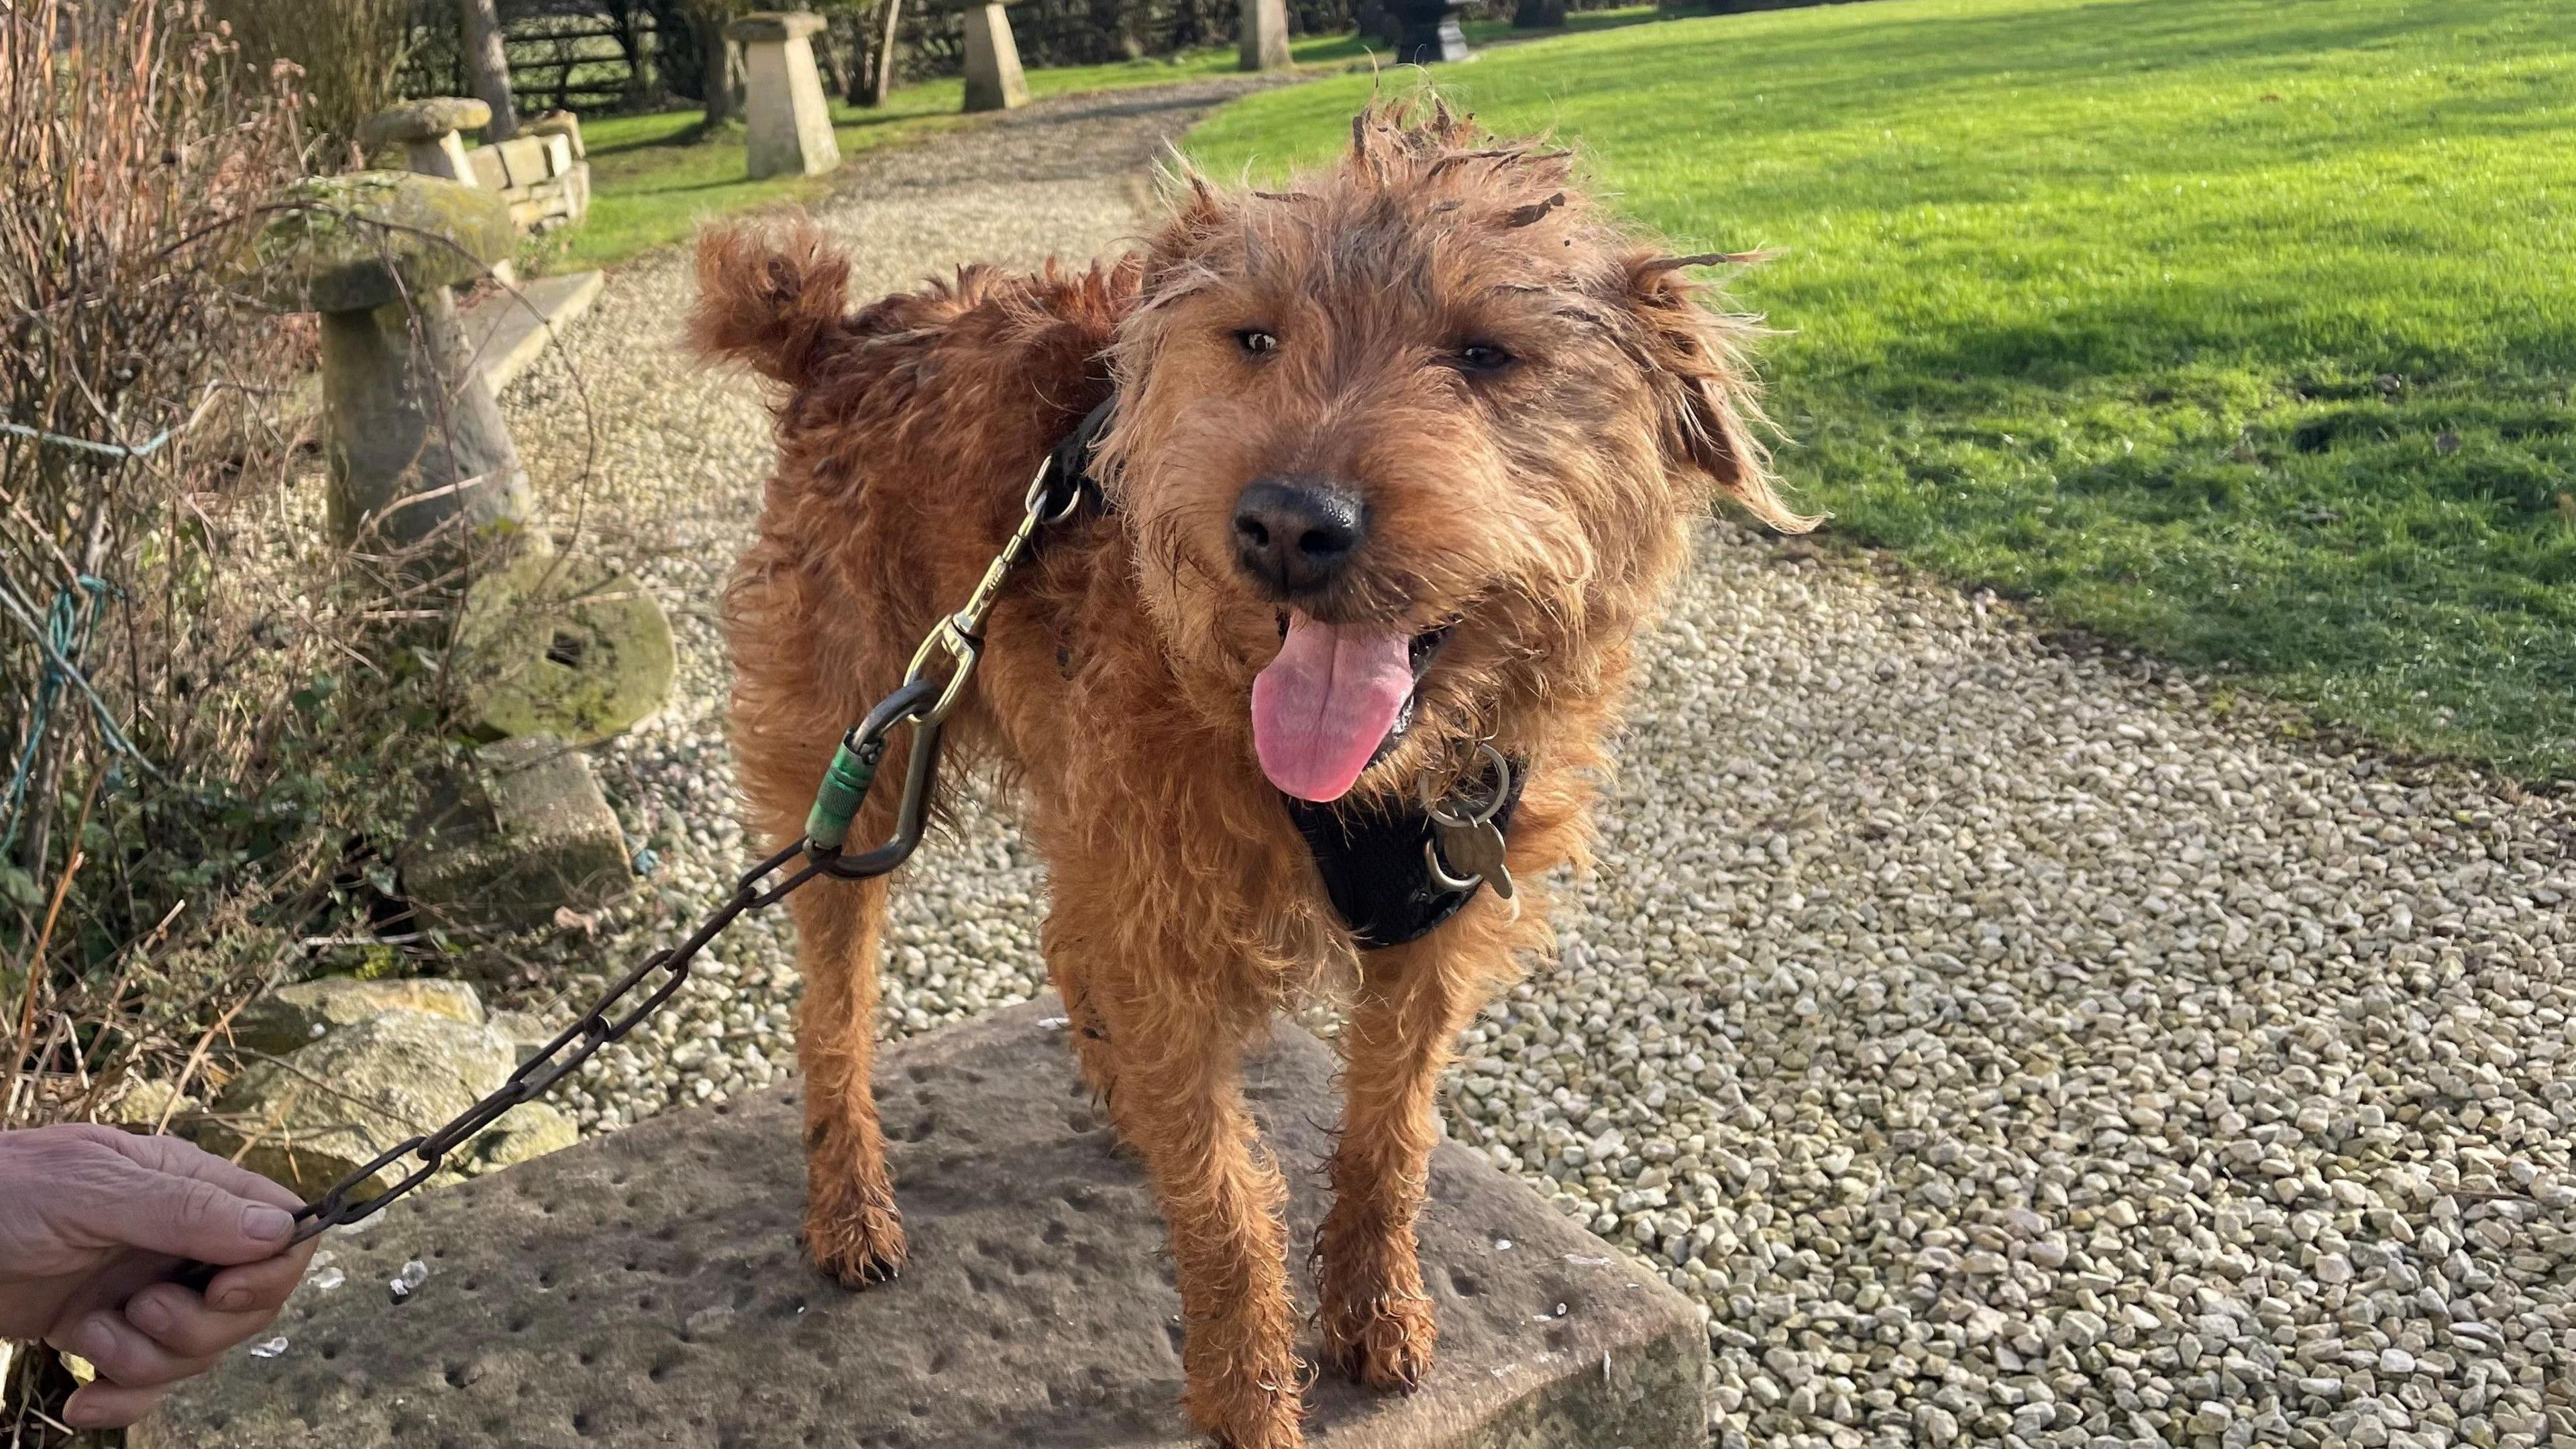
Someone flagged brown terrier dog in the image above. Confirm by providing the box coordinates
[693,101,1810,1448]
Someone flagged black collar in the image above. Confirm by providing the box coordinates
[1042,396,1513,950]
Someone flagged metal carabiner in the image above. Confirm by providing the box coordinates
[805,678,943,852]
[811,707,945,880]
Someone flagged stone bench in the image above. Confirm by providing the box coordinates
[142,1000,1712,1448]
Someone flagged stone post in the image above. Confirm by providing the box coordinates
[359,97,492,185]
[960,3,1028,112]
[727,12,841,179]
[1393,0,1472,62]
[252,173,531,558]
[1239,0,1290,70]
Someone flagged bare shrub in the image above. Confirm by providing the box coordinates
[2,0,469,1154]
[208,0,415,154]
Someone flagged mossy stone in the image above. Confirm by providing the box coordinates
[452,552,676,745]
[249,172,515,314]
[230,977,488,1057]
[401,734,635,933]
[199,1010,517,1200]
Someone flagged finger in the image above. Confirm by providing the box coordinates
[60,1152,299,1266]
[125,1258,307,1358]
[191,1234,317,1314]
[97,1129,306,1212]
[60,1310,218,1391]
[60,1379,171,1432]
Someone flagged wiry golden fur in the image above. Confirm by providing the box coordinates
[694,101,1810,1448]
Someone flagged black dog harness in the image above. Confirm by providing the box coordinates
[1046,398,1517,949]
[1287,770,1524,947]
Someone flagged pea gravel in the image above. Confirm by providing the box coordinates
[489,82,2576,1449]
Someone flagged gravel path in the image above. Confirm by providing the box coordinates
[496,81,2575,1449]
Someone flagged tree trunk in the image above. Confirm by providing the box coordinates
[843,13,871,105]
[863,0,902,107]
[460,0,521,140]
[695,11,742,124]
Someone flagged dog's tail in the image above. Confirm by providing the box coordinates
[688,219,851,388]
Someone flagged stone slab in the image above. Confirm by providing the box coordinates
[249,172,515,314]
[492,134,552,191]
[524,110,585,160]
[197,1010,518,1200]
[143,1000,1711,1448]
[462,268,603,394]
[362,97,491,148]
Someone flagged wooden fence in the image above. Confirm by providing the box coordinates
[398,0,1631,112]
[402,3,669,113]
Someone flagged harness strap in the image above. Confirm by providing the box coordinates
[1040,396,1120,523]
[1285,760,1525,950]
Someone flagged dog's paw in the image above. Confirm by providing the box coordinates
[804,1188,908,1287]
[1322,1292,1436,1393]
[1196,1370,1307,1449]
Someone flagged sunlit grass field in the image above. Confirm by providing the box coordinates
[1191,0,2576,776]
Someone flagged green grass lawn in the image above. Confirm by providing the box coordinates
[535,13,1658,276]
[1191,0,2576,777]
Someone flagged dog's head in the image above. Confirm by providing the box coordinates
[1097,101,1814,805]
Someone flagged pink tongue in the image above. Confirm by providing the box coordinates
[1251,612,1416,802]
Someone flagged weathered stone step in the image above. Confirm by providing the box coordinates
[463,268,604,395]
[142,1001,1711,1448]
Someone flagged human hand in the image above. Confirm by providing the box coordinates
[0,1123,318,1429]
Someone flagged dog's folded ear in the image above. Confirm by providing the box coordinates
[690,220,853,388]
[1625,256,1821,535]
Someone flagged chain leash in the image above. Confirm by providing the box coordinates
[177,453,1089,1291]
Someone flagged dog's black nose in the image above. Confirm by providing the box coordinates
[1232,478,1365,596]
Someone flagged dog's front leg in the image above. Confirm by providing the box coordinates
[1123,1018,1303,1446]
[1316,909,1513,1392]
[1053,920,1305,1446]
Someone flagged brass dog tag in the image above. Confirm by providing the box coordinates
[1432,816,1515,900]
[1423,744,1515,900]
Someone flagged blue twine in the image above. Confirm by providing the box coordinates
[2,388,222,466]
[0,418,181,462]
[0,568,177,855]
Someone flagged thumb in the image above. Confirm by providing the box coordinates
[59,1152,299,1267]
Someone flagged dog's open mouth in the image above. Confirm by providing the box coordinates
[1250,610,1450,803]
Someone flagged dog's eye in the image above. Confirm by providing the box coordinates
[1454,343,1516,374]
[1236,329,1280,357]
